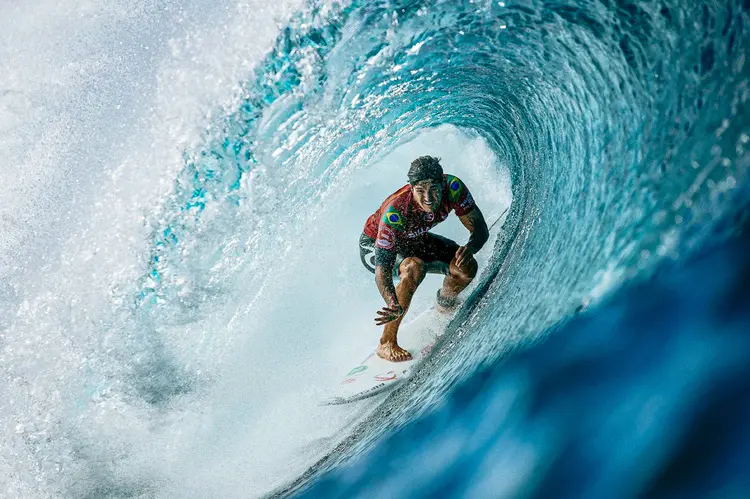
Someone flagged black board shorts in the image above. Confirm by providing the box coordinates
[359,232,459,277]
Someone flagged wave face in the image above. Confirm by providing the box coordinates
[1,0,748,497]
[300,216,750,499]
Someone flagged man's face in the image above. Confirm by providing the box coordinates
[411,179,443,213]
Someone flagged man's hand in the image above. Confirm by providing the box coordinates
[454,245,474,268]
[374,300,404,326]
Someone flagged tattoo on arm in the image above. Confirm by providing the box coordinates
[460,207,489,253]
[375,265,398,305]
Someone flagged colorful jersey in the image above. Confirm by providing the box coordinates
[362,174,476,266]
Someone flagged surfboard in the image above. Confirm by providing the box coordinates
[321,306,450,405]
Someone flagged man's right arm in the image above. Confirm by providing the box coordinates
[373,221,400,306]
[375,265,399,306]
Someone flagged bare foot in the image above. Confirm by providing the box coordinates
[377,341,412,362]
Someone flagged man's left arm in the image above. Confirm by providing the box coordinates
[459,206,489,254]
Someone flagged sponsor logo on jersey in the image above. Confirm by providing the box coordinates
[377,238,394,249]
[407,226,431,238]
[377,227,395,249]
[460,191,474,208]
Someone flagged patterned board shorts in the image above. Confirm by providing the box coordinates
[359,232,459,277]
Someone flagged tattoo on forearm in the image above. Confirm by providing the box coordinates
[375,266,398,304]
[464,212,477,231]
[465,210,489,253]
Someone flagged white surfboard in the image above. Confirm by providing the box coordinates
[321,306,451,405]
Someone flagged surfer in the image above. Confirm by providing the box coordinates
[359,156,489,362]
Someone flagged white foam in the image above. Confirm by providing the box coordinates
[0,0,306,496]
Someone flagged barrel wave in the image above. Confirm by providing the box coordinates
[1,0,748,498]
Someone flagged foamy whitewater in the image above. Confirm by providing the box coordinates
[1,1,748,498]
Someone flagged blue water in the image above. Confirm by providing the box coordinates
[2,0,748,497]
[300,221,750,498]
[142,0,749,496]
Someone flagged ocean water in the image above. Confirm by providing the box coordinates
[0,0,748,498]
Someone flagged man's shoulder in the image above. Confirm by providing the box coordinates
[380,184,411,210]
[377,184,411,232]
[443,173,464,186]
[443,174,469,199]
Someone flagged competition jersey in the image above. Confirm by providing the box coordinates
[362,174,476,266]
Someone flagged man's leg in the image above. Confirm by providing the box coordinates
[377,257,426,362]
[437,253,478,312]
[412,233,479,312]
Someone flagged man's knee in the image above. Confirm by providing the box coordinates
[399,257,427,283]
[452,257,478,281]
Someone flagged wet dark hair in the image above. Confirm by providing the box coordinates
[408,156,443,185]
